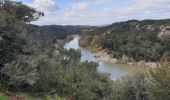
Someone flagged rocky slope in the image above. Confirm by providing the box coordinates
[79,19,170,67]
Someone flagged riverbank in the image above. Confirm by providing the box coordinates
[93,49,118,63]
[78,35,159,68]
[65,35,149,78]
[93,48,159,68]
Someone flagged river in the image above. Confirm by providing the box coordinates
[64,35,143,79]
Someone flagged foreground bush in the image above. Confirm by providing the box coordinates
[148,62,170,100]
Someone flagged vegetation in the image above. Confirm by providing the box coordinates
[24,24,96,52]
[0,1,112,99]
[148,62,170,100]
[0,0,170,100]
[89,20,170,62]
[0,0,43,67]
[0,93,8,100]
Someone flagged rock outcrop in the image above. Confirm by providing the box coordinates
[93,50,118,63]
[92,48,159,68]
[144,25,155,31]
[158,25,170,38]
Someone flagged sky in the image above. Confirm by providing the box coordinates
[14,0,170,25]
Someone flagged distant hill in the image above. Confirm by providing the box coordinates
[23,24,96,52]
[84,19,170,61]
[90,19,170,36]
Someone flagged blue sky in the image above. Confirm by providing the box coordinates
[15,0,170,25]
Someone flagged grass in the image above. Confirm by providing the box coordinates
[0,93,8,100]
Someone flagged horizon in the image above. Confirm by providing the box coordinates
[14,0,170,25]
[32,18,170,26]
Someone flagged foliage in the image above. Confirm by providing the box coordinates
[148,62,170,100]
[0,74,10,89]
[0,0,43,68]
[62,48,81,66]
[110,73,149,100]
[0,1,113,99]
[0,32,27,67]
[0,48,113,100]
[110,63,170,100]
[90,19,170,61]
[1,0,44,23]
[1,56,39,88]
[33,49,113,100]
[34,57,60,93]
[24,25,95,52]
[56,61,113,100]
[0,1,170,100]
[0,0,43,93]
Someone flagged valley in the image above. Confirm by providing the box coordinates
[0,1,170,100]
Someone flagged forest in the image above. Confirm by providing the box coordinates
[0,0,170,100]
[88,20,170,62]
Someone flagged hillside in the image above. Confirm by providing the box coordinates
[23,24,96,52]
[1,1,170,100]
[80,19,170,62]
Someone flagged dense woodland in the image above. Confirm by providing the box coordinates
[0,0,170,100]
[89,20,170,62]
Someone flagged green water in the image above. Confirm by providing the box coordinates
[64,35,145,79]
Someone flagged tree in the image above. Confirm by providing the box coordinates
[0,0,43,68]
[56,61,113,100]
[0,32,26,68]
[62,49,81,66]
[1,0,44,23]
[1,56,39,89]
[35,58,60,93]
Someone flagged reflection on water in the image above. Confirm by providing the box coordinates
[64,35,141,79]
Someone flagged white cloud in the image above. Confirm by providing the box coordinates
[95,0,114,3]
[32,0,170,25]
[70,2,89,11]
[31,0,59,13]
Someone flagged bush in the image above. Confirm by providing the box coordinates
[148,62,170,100]
[1,56,39,91]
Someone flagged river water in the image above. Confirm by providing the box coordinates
[64,35,142,79]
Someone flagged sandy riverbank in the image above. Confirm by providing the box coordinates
[93,49,158,68]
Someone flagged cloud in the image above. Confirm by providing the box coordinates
[117,0,170,15]
[31,0,170,25]
[95,0,113,3]
[70,2,89,11]
[31,0,59,13]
